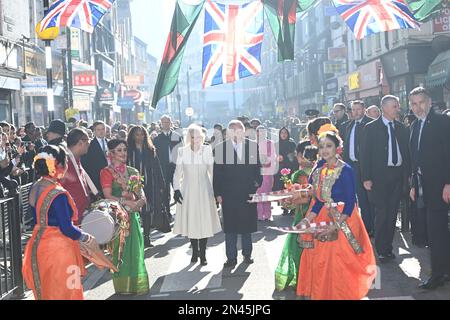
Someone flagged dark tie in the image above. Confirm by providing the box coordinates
[101,139,106,154]
[354,121,362,159]
[389,122,398,166]
[411,120,422,171]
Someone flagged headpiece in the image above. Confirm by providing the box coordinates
[33,152,57,177]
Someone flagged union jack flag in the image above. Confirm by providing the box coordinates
[202,0,264,88]
[39,0,115,33]
[332,0,420,40]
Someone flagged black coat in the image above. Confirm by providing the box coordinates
[128,147,167,215]
[342,116,372,163]
[153,130,183,185]
[81,138,108,192]
[410,110,450,211]
[213,139,262,234]
[360,117,411,197]
[274,128,297,191]
[335,114,349,136]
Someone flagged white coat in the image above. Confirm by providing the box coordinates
[173,144,222,239]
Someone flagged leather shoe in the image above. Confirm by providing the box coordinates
[378,254,394,264]
[243,256,254,264]
[144,238,154,248]
[223,259,237,268]
[200,258,208,266]
[419,275,447,290]
[386,252,396,260]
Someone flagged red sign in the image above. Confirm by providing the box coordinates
[433,6,450,34]
[124,89,142,103]
[124,75,144,86]
[73,71,97,86]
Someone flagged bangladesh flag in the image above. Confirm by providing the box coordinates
[151,0,205,108]
[264,0,298,61]
[297,0,316,12]
[406,0,447,22]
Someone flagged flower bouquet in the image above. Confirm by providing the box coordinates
[128,175,144,196]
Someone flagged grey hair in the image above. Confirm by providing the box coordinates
[228,120,244,130]
[381,95,399,108]
[186,124,205,145]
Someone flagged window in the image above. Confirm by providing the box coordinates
[376,33,382,51]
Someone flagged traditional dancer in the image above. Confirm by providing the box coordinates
[296,126,376,300]
[100,139,149,295]
[275,140,318,291]
[22,145,108,300]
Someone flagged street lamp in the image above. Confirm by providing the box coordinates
[43,0,54,122]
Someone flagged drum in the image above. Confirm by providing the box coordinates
[80,200,124,245]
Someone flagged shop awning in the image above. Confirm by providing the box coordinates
[426,50,450,88]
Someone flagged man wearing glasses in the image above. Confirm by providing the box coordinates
[332,103,349,135]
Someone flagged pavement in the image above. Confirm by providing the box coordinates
[21,204,450,300]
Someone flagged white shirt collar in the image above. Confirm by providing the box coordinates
[381,116,394,126]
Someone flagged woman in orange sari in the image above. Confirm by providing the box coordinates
[296,128,376,300]
[22,145,100,300]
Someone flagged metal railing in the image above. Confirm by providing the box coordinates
[0,193,24,300]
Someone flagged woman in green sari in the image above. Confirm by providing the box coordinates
[274,140,318,291]
[100,139,149,295]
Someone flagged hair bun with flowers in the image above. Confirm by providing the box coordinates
[33,152,57,177]
[317,124,339,139]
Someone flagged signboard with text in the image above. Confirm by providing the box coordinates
[73,71,97,86]
[433,6,450,34]
[124,75,144,86]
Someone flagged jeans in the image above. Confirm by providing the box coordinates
[225,233,252,260]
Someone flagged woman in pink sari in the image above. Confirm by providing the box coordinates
[256,125,277,221]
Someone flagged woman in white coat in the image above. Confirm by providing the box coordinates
[173,124,222,265]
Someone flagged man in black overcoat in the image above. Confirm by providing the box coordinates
[153,115,183,219]
[408,87,450,289]
[81,121,108,192]
[213,120,262,268]
[360,95,411,263]
[342,100,374,235]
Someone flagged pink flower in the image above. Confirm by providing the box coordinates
[280,168,291,176]
[130,175,139,181]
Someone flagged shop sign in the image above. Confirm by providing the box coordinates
[73,71,97,86]
[348,72,360,90]
[433,6,450,34]
[124,75,144,86]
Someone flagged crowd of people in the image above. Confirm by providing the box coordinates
[1,86,449,300]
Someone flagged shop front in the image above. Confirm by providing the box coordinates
[381,46,437,111]
[426,49,450,110]
[342,59,389,107]
[0,76,21,124]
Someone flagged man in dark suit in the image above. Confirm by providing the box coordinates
[361,95,411,263]
[153,115,183,219]
[342,100,374,235]
[213,120,262,268]
[81,121,108,192]
[408,87,450,289]
[332,103,349,135]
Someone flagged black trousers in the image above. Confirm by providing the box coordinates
[371,167,403,256]
[349,160,374,233]
[410,203,428,245]
[425,207,450,277]
[142,211,152,240]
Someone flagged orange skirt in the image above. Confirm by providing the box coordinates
[22,227,86,300]
[296,203,376,300]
